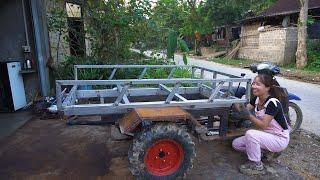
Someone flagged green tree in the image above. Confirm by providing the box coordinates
[149,0,187,51]
[181,0,209,56]
[84,0,153,62]
[203,0,277,27]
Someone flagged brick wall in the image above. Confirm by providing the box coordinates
[238,24,298,65]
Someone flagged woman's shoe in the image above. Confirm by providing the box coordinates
[240,161,265,175]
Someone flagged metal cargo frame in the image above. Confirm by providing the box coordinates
[56,65,251,116]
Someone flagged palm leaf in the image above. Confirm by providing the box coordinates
[167,31,178,58]
[177,38,189,53]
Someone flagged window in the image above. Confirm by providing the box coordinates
[217,27,226,40]
[66,2,81,18]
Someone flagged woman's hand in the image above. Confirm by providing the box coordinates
[239,105,253,119]
[234,103,254,112]
[239,105,272,130]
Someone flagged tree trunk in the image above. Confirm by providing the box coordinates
[194,32,202,56]
[195,39,202,56]
[296,0,308,68]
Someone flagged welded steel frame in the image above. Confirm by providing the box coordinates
[56,65,251,116]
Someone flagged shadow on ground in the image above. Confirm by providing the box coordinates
[0,119,301,180]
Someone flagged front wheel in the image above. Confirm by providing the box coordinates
[288,102,303,134]
[128,123,195,179]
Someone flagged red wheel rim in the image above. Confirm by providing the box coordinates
[144,139,184,176]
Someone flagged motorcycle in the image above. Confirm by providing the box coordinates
[231,62,303,134]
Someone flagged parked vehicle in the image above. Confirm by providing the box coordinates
[58,64,293,179]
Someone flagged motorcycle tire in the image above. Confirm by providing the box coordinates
[288,102,303,134]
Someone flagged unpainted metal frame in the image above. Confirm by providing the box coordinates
[56,65,251,116]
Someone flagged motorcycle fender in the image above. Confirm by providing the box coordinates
[288,92,301,101]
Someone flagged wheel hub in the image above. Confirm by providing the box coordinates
[158,151,166,158]
[144,139,184,176]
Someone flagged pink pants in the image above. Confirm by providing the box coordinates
[232,129,289,162]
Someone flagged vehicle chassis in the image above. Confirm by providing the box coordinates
[56,64,252,178]
[56,64,251,136]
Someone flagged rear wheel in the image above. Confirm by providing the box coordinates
[128,123,195,179]
[288,102,303,134]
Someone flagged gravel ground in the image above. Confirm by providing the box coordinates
[278,130,320,179]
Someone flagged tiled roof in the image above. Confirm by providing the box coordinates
[259,0,320,17]
[243,0,320,22]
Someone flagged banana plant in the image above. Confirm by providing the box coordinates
[167,30,189,65]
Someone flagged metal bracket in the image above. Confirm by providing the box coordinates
[167,68,176,79]
[208,81,225,102]
[117,84,130,104]
[114,85,129,106]
[160,83,188,102]
[62,85,78,107]
[108,68,117,80]
[139,68,148,79]
[165,83,181,104]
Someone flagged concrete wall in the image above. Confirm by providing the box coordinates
[238,24,298,65]
[283,28,298,64]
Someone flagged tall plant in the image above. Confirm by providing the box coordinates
[167,31,189,65]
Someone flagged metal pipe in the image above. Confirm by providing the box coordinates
[30,0,50,96]
[56,82,62,110]
[74,65,78,80]
[21,0,30,47]
[74,64,193,69]
[56,78,251,86]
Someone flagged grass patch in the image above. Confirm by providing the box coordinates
[210,57,320,74]
[209,57,255,67]
[280,63,320,74]
[209,57,320,84]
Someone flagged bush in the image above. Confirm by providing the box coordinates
[307,40,320,69]
[55,54,192,80]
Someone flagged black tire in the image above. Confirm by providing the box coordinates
[288,102,303,134]
[128,123,195,180]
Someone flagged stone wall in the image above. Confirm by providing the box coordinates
[238,24,298,65]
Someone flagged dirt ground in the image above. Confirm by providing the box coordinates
[280,70,320,85]
[0,118,317,180]
[278,130,320,179]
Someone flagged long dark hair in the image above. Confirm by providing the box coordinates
[256,74,288,104]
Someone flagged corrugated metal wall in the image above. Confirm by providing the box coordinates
[0,0,35,62]
[0,0,40,102]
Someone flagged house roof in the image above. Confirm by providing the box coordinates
[243,0,320,22]
[260,0,320,17]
